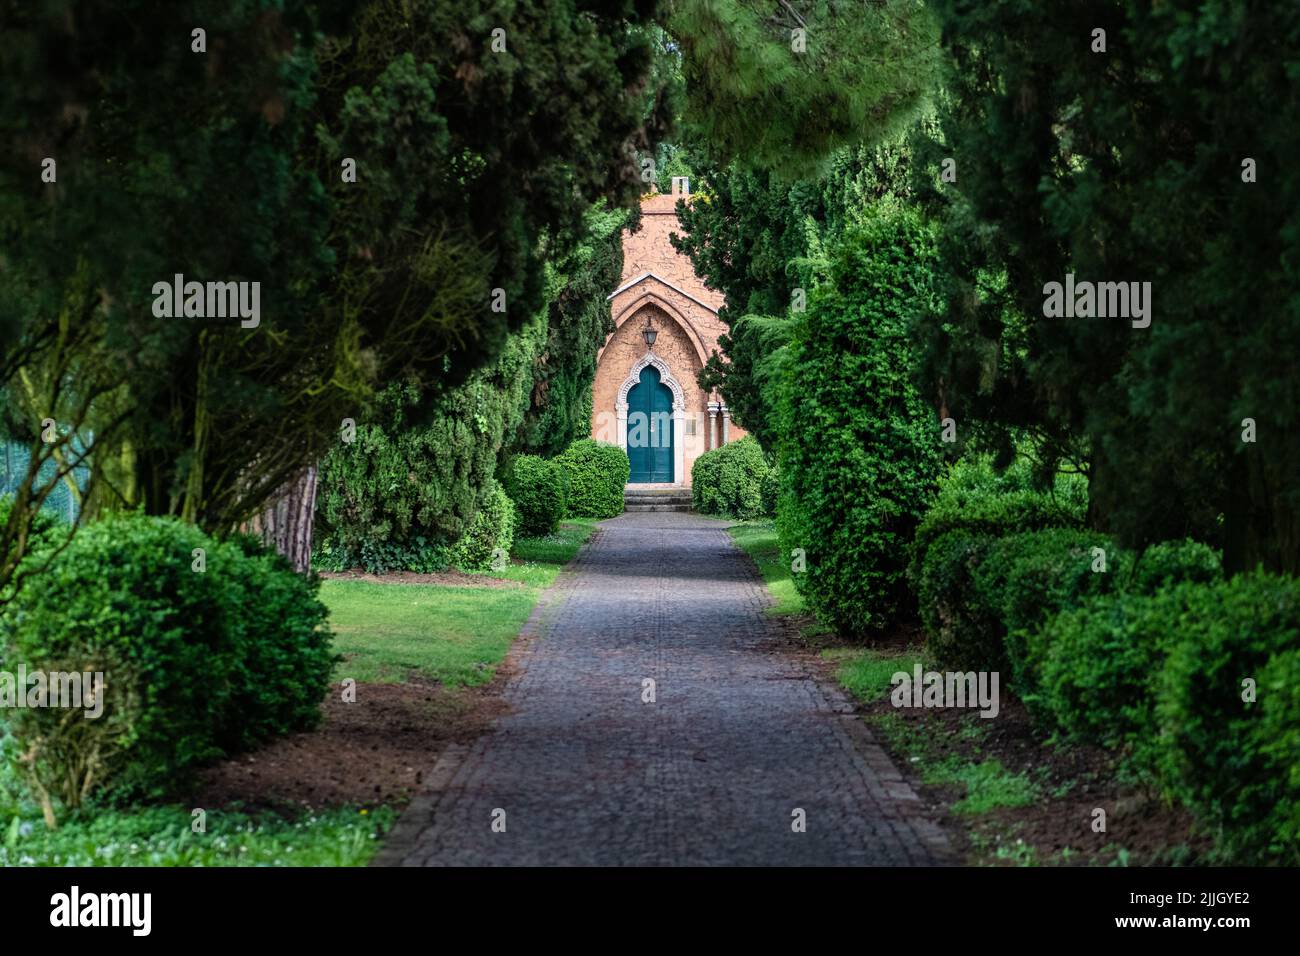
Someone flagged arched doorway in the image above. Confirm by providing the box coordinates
[626,365,674,482]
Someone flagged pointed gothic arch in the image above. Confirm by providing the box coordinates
[614,352,687,484]
[616,351,686,410]
[602,291,711,370]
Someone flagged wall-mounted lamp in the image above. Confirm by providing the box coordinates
[641,316,657,349]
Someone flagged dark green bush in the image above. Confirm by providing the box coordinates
[1028,571,1298,861]
[220,534,334,751]
[1128,538,1222,594]
[503,454,566,538]
[556,439,628,518]
[449,480,517,572]
[2,514,235,802]
[1155,573,1300,864]
[0,513,331,812]
[917,529,999,670]
[919,526,1114,673]
[1010,537,1223,719]
[692,436,770,519]
[1032,590,1182,774]
[908,473,1088,588]
[991,528,1118,696]
[775,205,945,635]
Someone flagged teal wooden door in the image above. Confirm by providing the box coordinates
[627,366,674,482]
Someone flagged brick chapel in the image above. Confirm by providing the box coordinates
[590,178,745,486]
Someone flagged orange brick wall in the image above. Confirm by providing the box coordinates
[591,190,748,486]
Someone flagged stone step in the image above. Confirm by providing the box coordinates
[624,496,692,506]
[624,503,692,513]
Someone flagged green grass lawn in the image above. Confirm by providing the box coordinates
[830,645,924,703]
[834,645,1040,817]
[323,518,600,685]
[0,801,395,867]
[323,581,537,685]
[728,520,806,616]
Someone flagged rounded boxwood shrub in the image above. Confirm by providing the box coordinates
[1009,536,1223,715]
[1031,590,1182,776]
[1,513,331,811]
[920,525,1116,676]
[775,205,945,636]
[1128,538,1222,593]
[908,477,1088,588]
[220,534,334,752]
[1155,573,1300,864]
[503,454,566,538]
[989,528,1118,695]
[555,439,628,519]
[449,480,517,572]
[692,436,770,519]
[917,529,999,670]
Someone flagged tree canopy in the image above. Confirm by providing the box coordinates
[0,0,671,588]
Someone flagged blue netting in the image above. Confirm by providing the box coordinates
[1,440,91,522]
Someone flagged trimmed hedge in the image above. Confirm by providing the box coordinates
[917,529,998,671]
[1032,590,1180,776]
[503,454,566,538]
[0,513,332,812]
[1155,573,1300,864]
[1012,537,1224,712]
[993,528,1118,698]
[556,439,628,518]
[910,459,1295,862]
[449,480,517,572]
[775,205,945,636]
[692,436,770,519]
[1128,538,1223,594]
[904,460,1086,587]
[920,522,1222,685]
[921,526,1114,674]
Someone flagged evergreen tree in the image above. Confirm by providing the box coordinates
[914,0,1300,573]
[665,0,940,175]
[673,139,919,446]
[0,0,671,586]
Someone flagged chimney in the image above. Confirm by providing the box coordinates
[671,176,690,199]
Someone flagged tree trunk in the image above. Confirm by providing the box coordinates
[1223,451,1300,576]
[246,466,319,573]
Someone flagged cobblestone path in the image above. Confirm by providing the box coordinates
[376,511,950,866]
